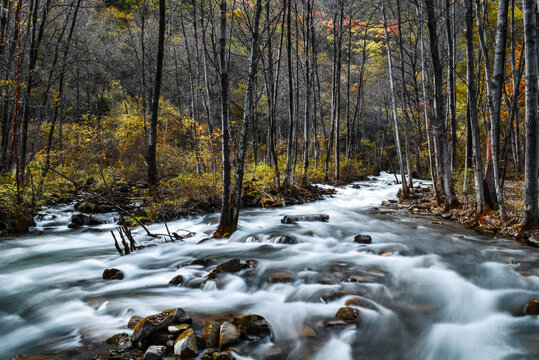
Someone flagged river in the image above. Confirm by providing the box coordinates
[0,172,538,359]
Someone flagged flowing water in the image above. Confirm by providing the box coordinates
[0,172,538,359]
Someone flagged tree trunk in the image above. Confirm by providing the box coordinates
[147,0,166,186]
[382,0,408,194]
[425,0,458,208]
[465,0,486,213]
[489,0,509,219]
[522,0,538,230]
[214,0,233,237]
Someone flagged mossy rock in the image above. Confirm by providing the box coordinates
[0,212,29,234]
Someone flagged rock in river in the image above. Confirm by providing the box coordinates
[174,328,199,358]
[525,298,539,315]
[143,345,166,360]
[103,268,124,280]
[281,214,329,224]
[133,308,192,343]
[354,234,372,244]
[205,321,221,350]
[232,314,271,341]
[219,321,240,350]
[335,307,360,323]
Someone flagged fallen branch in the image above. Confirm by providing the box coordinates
[43,165,156,237]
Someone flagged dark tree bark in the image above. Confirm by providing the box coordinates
[522,0,538,230]
[147,0,166,186]
[425,0,458,208]
[489,0,509,219]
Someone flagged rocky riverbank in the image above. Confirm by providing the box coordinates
[390,184,539,248]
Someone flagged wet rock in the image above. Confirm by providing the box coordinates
[143,345,166,360]
[441,213,453,219]
[352,184,361,189]
[298,325,317,337]
[174,328,199,358]
[281,214,329,224]
[168,323,190,334]
[335,307,360,323]
[232,314,271,341]
[219,321,240,350]
[128,315,143,329]
[201,351,235,360]
[105,333,129,346]
[151,331,175,343]
[205,321,221,350]
[303,231,315,236]
[69,213,104,227]
[103,268,124,280]
[0,212,29,234]
[453,234,465,238]
[354,234,372,244]
[168,275,184,285]
[388,200,398,204]
[208,259,250,280]
[323,320,348,327]
[133,308,192,343]
[74,199,114,213]
[266,271,294,283]
[526,236,539,248]
[525,298,539,315]
[345,298,376,310]
[321,290,357,303]
[274,235,298,244]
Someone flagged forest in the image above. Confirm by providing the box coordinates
[1,1,539,359]
[0,0,537,238]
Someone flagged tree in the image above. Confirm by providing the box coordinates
[147,0,166,186]
[522,0,538,230]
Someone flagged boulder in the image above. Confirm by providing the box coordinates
[232,314,271,341]
[143,345,166,360]
[0,212,29,234]
[208,259,250,280]
[174,328,199,358]
[168,275,184,285]
[354,235,372,244]
[127,315,143,329]
[103,268,124,280]
[219,321,240,350]
[345,298,376,310]
[69,213,104,227]
[74,199,114,213]
[133,308,192,343]
[266,271,294,283]
[273,235,298,244]
[281,214,329,224]
[205,321,221,350]
[335,307,360,323]
[201,351,235,360]
[525,298,539,315]
[168,323,190,334]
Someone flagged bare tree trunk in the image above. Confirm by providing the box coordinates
[283,0,294,188]
[302,0,311,186]
[229,0,263,231]
[147,0,166,186]
[465,0,486,213]
[522,0,538,230]
[397,0,413,188]
[489,0,509,219]
[445,0,457,171]
[382,0,408,194]
[214,0,233,237]
[425,0,458,208]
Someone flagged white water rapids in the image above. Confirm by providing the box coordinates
[0,172,538,359]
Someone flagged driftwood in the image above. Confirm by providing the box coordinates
[43,165,156,237]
